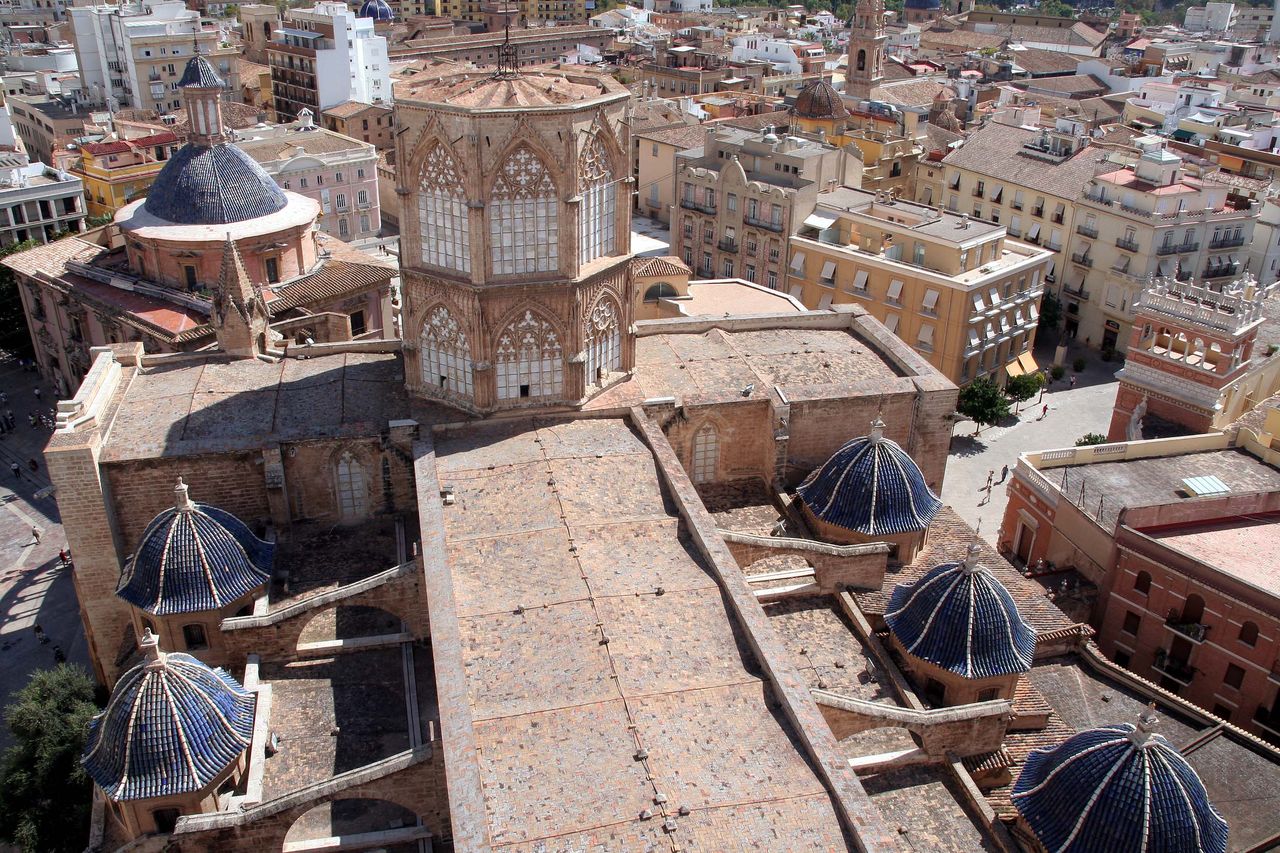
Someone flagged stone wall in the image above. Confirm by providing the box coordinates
[720,529,889,592]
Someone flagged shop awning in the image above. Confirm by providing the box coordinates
[804,212,836,230]
[1171,129,1196,142]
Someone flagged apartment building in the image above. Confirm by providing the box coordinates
[1069,136,1257,352]
[635,122,705,225]
[69,1,237,113]
[322,101,394,150]
[928,120,1102,308]
[71,130,180,217]
[235,112,380,241]
[389,25,615,68]
[0,160,85,246]
[8,94,100,164]
[268,2,390,121]
[788,188,1052,385]
[672,124,860,288]
[641,44,733,97]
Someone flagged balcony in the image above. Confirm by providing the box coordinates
[1165,616,1209,644]
[973,188,984,198]
[1156,241,1198,255]
[1044,241,1062,252]
[745,216,783,233]
[1031,206,1044,218]
[1204,262,1240,278]
[680,198,715,214]
[1209,235,1246,249]
[1076,224,1098,238]
[1152,649,1195,685]
[1115,237,1140,252]
[1062,282,1089,301]
[1253,707,1280,736]
[1052,212,1065,225]
[1071,253,1093,268]
[717,238,738,253]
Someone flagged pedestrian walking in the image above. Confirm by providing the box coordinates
[1041,403,1049,420]
[27,413,35,428]
[27,458,37,473]
[33,624,46,644]
[5,415,14,431]
[1,391,8,404]
[52,645,64,664]
[985,470,994,491]
[32,387,40,401]
[0,419,8,436]
[1000,464,1009,483]
[58,548,69,566]
[30,525,40,544]
[1069,375,1077,389]
[9,462,18,479]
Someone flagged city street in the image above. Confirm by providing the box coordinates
[941,340,1124,544]
[0,352,88,751]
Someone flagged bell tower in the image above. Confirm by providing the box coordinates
[847,0,886,100]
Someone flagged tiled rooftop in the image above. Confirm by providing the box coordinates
[432,418,853,850]
[862,764,1001,851]
[1146,516,1280,599]
[941,122,1113,201]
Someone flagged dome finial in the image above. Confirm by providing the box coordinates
[140,627,164,668]
[869,416,886,443]
[174,477,194,512]
[1131,701,1160,745]
[961,539,982,574]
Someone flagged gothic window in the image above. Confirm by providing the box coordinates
[578,133,616,266]
[584,297,620,385]
[420,305,473,398]
[692,423,718,484]
[490,146,559,275]
[418,142,470,273]
[335,452,368,522]
[495,310,563,400]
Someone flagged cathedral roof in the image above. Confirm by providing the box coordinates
[117,479,272,615]
[792,78,848,120]
[885,543,1035,678]
[81,631,256,801]
[796,418,942,536]
[143,142,289,225]
[1012,707,1229,853]
[358,0,394,20]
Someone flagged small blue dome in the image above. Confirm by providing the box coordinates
[796,419,942,536]
[117,479,272,616]
[82,631,256,801]
[1013,709,1228,853]
[177,54,224,89]
[885,544,1035,678]
[358,0,393,20]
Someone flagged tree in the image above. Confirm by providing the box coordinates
[1004,372,1043,413]
[957,377,1010,434]
[0,665,100,853]
[0,238,39,358]
[1075,433,1108,446]
[1038,291,1062,334]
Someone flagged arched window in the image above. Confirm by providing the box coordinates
[644,282,678,302]
[420,305,473,398]
[1240,621,1259,646]
[692,423,718,484]
[182,624,208,650]
[857,49,866,72]
[578,133,616,266]
[584,297,621,385]
[418,142,470,273]
[495,310,563,400]
[1134,570,1151,595]
[262,20,270,38]
[1182,593,1206,624]
[490,146,558,275]
[335,452,368,522]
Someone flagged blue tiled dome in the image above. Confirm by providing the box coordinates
[796,419,942,536]
[117,479,272,616]
[82,631,256,801]
[885,543,1035,678]
[143,143,289,225]
[177,54,224,88]
[358,0,394,20]
[1013,708,1228,853]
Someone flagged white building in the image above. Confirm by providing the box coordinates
[69,0,227,113]
[0,93,85,246]
[1184,2,1236,32]
[1249,196,1280,286]
[268,2,390,121]
[729,36,823,75]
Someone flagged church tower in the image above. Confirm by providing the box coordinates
[846,0,886,100]
[1107,275,1269,441]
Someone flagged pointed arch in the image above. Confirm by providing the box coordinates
[490,145,559,275]
[584,292,621,385]
[417,139,470,273]
[494,307,564,401]
[420,303,473,399]
[334,450,369,522]
[692,422,719,484]
[578,131,617,266]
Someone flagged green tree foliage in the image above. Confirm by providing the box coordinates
[957,377,1010,433]
[1037,291,1061,333]
[1075,432,1108,446]
[1004,372,1044,406]
[0,665,100,853]
[0,238,40,357]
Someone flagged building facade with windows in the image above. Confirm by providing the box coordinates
[267,1,391,122]
[321,101,394,151]
[71,130,180,218]
[235,111,381,242]
[672,124,859,289]
[787,187,1052,385]
[1069,136,1258,353]
[0,160,86,246]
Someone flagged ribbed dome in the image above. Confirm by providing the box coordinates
[358,0,394,20]
[885,543,1035,678]
[177,54,224,89]
[82,631,255,801]
[117,479,272,616]
[1012,708,1228,853]
[792,78,848,120]
[143,142,289,225]
[796,419,942,536]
